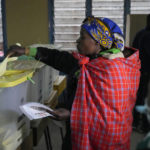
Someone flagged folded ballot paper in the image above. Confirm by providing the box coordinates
[20,102,55,120]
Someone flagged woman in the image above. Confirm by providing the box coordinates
[8,16,140,150]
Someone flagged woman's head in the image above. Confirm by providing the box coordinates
[76,16,124,55]
[76,28,102,55]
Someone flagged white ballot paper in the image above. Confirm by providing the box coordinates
[20,102,54,120]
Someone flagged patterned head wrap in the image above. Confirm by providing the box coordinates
[82,17,124,51]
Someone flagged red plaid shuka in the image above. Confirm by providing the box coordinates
[71,48,140,150]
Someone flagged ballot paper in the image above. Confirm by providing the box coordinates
[20,102,54,120]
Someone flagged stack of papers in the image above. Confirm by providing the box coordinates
[20,102,54,120]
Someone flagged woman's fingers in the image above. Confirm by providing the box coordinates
[48,108,70,121]
[53,108,70,120]
[7,45,25,57]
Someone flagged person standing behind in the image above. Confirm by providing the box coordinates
[132,14,150,133]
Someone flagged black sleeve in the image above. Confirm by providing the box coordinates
[35,47,79,74]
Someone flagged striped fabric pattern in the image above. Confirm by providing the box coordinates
[71,48,141,150]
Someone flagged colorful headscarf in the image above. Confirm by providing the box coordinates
[102,18,124,51]
[82,17,124,51]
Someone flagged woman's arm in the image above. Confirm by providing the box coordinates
[35,47,79,74]
[7,45,79,74]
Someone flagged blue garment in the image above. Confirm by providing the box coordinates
[82,17,124,51]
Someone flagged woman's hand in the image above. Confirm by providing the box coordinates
[7,45,26,57]
[49,108,70,121]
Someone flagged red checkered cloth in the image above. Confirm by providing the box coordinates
[71,48,141,150]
